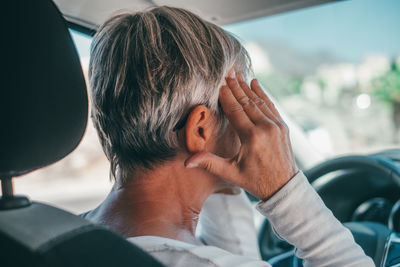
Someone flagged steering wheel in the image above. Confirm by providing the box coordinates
[259,155,400,267]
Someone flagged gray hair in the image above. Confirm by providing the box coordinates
[89,6,252,182]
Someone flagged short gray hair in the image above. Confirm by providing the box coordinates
[89,6,252,182]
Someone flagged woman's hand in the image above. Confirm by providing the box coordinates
[185,73,298,200]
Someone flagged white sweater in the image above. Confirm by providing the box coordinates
[128,171,375,266]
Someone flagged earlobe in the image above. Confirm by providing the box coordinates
[184,105,214,153]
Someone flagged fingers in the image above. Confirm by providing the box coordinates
[225,76,269,126]
[250,78,281,119]
[185,151,239,184]
[236,73,279,124]
[218,85,254,139]
[235,72,257,100]
[220,71,288,138]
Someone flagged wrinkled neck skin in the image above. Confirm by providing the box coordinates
[86,153,221,245]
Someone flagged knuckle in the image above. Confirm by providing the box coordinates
[247,100,258,110]
[268,123,281,135]
[237,96,251,106]
[253,97,264,106]
[238,80,248,87]
[249,128,266,143]
[226,104,244,114]
[257,122,273,134]
[263,121,278,131]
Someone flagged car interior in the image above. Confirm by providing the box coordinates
[1,0,399,267]
[0,1,164,266]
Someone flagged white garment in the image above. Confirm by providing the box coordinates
[128,172,375,267]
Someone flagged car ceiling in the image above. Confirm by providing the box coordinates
[53,0,338,32]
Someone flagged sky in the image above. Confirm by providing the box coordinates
[224,0,400,62]
[72,0,400,63]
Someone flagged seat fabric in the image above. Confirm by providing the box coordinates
[0,203,164,267]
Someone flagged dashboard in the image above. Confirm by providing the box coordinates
[353,197,400,233]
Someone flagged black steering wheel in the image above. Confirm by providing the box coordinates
[259,155,400,267]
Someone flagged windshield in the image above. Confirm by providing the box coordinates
[16,1,400,213]
[224,0,400,166]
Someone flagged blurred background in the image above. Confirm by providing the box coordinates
[15,0,400,214]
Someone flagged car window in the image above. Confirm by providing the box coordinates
[224,0,400,165]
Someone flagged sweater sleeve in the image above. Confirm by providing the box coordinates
[198,189,262,260]
[256,171,375,267]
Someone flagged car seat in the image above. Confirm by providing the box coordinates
[0,1,164,266]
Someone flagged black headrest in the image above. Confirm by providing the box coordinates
[0,0,88,177]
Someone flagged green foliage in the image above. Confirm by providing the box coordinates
[372,61,400,104]
[317,77,327,91]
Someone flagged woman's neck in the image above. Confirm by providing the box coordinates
[86,158,218,244]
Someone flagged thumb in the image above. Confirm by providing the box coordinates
[185,151,233,179]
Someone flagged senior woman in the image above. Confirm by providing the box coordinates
[84,6,374,266]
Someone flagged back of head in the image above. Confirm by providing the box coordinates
[89,6,251,182]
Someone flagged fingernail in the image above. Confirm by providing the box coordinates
[186,162,198,168]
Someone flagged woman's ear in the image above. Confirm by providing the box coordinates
[184,105,216,153]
